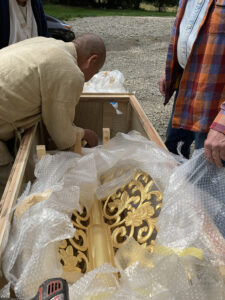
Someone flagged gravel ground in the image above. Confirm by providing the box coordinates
[69,16,175,141]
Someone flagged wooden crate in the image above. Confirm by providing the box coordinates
[0,93,225,292]
[0,93,165,283]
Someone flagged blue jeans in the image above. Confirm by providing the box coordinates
[165,90,211,157]
[194,132,208,149]
[166,99,225,165]
[165,93,194,158]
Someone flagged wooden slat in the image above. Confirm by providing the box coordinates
[72,131,82,155]
[103,103,113,129]
[103,128,110,145]
[36,145,46,160]
[129,94,166,149]
[80,93,130,103]
[126,102,132,132]
[0,125,37,254]
[75,102,103,137]
[79,93,166,149]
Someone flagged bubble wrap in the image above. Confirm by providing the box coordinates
[2,131,225,299]
[69,264,119,299]
[111,255,225,300]
[82,131,180,198]
[2,152,99,298]
[156,149,225,265]
[2,189,77,298]
[83,70,128,93]
[0,282,10,298]
[16,151,99,212]
[112,238,225,300]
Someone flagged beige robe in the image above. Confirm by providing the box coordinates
[0,37,84,166]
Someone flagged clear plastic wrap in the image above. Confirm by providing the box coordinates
[83,70,128,93]
[156,149,225,265]
[2,151,99,298]
[82,131,179,198]
[112,255,225,300]
[2,131,225,299]
[69,264,118,299]
[2,187,77,299]
[0,282,10,298]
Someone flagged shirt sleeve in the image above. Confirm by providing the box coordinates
[210,102,225,134]
[40,54,85,150]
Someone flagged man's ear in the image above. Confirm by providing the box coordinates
[86,54,98,68]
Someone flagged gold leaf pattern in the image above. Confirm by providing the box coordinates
[125,203,155,227]
[59,169,163,275]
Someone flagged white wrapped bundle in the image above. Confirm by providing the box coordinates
[83,70,128,93]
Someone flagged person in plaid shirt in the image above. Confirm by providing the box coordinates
[158,0,225,168]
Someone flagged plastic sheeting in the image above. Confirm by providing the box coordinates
[1,151,100,298]
[157,149,225,264]
[83,70,128,93]
[1,131,225,299]
[0,282,10,298]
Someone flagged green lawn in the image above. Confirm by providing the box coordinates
[43,4,176,20]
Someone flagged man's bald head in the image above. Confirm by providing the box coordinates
[73,34,106,82]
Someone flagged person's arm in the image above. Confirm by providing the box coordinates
[40,55,85,150]
[204,103,225,168]
[158,74,166,96]
[42,98,83,150]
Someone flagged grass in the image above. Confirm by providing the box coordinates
[43,4,177,20]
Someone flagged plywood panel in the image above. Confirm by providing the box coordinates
[130,109,149,138]
[129,95,166,149]
[103,102,128,138]
[75,102,103,137]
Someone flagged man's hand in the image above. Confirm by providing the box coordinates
[158,74,166,96]
[83,129,98,147]
[204,129,225,168]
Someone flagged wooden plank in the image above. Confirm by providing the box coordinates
[79,93,165,149]
[126,102,132,132]
[75,102,103,137]
[80,93,130,103]
[36,145,46,160]
[103,102,128,138]
[103,128,110,145]
[130,112,149,139]
[72,131,82,155]
[82,93,132,96]
[111,102,128,136]
[0,125,37,254]
[103,103,113,129]
[129,94,166,149]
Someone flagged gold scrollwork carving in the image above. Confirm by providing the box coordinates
[59,169,163,276]
[59,208,90,274]
[102,170,163,253]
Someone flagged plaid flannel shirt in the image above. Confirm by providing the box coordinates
[165,0,225,134]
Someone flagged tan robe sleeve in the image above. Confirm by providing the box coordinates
[39,55,85,150]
